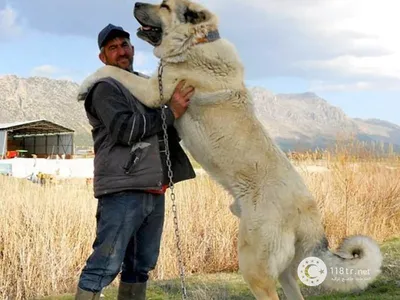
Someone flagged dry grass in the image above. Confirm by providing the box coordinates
[0,145,400,300]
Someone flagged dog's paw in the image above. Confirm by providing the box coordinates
[77,92,88,101]
[146,97,165,108]
[77,74,100,100]
[76,65,118,100]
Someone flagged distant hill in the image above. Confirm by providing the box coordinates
[1,75,399,152]
[250,87,400,151]
[0,75,91,146]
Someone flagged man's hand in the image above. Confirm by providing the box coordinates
[169,80,195,119]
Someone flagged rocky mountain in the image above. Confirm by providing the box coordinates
[249,87,400,151]
[0,75,399,152]
[0,75,91,145]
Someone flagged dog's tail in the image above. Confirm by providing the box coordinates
[309,234,383,292]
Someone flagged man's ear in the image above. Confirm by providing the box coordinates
[184,8,209,24]
[99,51,107,64]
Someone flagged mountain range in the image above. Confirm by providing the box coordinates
[1,75,399,152]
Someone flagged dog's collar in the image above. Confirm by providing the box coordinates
[195,30,220,44]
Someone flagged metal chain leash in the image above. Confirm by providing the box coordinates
[158,60,188,300]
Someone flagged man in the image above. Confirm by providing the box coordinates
[75,24,196,300]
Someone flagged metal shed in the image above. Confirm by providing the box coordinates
[0,119,75,159]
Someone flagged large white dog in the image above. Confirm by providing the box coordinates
[78,0,383,299]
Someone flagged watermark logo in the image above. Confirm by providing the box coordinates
[298,257,373,286]
[297,256,327,286]
[329,266,372,283]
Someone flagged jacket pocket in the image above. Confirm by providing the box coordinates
[123,142,151,174]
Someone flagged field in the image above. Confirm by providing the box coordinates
[1,143,400,299]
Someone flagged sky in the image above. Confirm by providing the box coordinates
[0,0,399,125]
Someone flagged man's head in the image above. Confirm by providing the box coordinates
[98,24,134,72]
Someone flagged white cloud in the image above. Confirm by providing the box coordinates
[134,51,152,67]
[30,65,77,82]
[234,0,400,90]
[256,0,400,90]
[299,54,400,80]
[135,69,155,77]
[30,65,62,77]
[0,5,23,40]
[309,81,373,92]
[8,0,400,90]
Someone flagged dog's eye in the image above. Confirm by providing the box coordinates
[160,3,170,10]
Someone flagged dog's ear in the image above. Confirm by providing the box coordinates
[184,8,209,24]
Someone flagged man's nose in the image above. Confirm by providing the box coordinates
[117,46,126,55]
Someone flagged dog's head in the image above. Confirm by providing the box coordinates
[133,0,218,59]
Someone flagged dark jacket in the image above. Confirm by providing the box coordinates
[83,75,196,198]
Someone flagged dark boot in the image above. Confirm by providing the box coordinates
[117,281,147,300]
[74,287,102,300]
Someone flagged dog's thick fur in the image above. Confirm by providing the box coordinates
[78,1,383,299]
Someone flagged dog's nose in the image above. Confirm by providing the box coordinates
[135,2,144,8]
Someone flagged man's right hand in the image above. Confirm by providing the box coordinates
[169,80,195,119]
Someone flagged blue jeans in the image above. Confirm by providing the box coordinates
[77,190,165,293]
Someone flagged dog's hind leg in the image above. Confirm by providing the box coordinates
[239,243,280,300]
[278,241,309,300]
[278,266,304,300]
[238,216,301,300]
[238,224,280,300]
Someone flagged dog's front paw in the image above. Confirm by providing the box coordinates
[76,66,117,100]
[76,74,101,100]
[146,97,164,108]
[77,80,92,101]
[77,92,88,101]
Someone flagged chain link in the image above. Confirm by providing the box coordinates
[158,60,188,300]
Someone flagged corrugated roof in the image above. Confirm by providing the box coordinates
[0,119,74,135]
[0,120,40,129]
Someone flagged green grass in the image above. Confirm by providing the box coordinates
[40,238,400,300]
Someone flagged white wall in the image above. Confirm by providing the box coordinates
[0,157,94,178]
[0,131,7,157]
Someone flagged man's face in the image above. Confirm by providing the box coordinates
[99,37,134,71]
